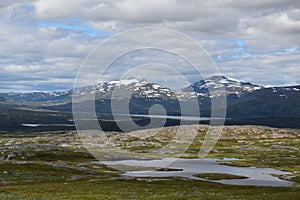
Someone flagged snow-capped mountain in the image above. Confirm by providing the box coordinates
[73,78,177,100]
[182,76,262,96]
[72,76,263,101]
[2,76,300,105]
[48,76,300,119]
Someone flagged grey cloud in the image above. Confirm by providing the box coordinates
[0,1,300,91]
[0,0,36,8]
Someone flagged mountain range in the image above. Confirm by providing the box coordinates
[0,76,262,102]
[1,75,300,131]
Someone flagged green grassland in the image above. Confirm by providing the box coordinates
[0,125,300,199]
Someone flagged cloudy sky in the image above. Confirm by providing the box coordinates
[1,0,300,92]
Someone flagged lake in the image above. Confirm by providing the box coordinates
[102,158,293,187]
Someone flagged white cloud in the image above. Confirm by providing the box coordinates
[3,64,41,72]
[0,0,300,91]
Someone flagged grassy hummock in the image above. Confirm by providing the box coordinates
[194,173,248,180]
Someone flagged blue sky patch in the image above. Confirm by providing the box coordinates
[20,4,35,12]
[35,20,111,38]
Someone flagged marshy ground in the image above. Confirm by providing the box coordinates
[0,125,299,199]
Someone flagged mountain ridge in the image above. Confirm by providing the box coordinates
[1,75,300,120]
[2,75,298,103]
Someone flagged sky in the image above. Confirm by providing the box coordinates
[1,0,300,92]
